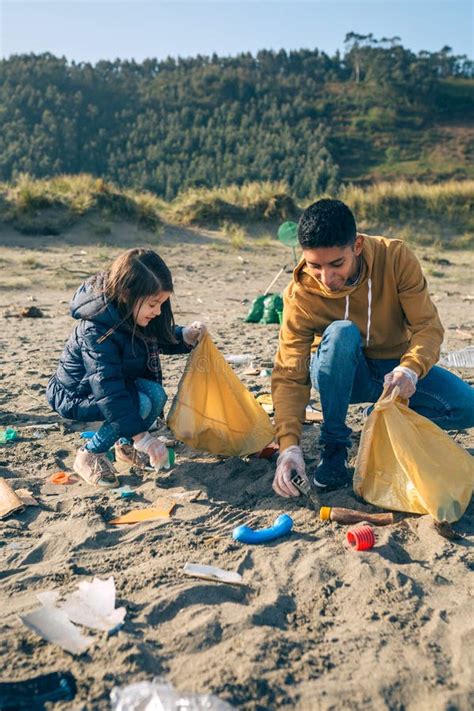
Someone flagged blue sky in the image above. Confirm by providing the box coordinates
[1,1,472,64]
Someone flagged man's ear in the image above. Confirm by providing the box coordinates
[354,234,364,256]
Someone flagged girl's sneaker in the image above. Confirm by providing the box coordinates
[114,442,150,469]
[73,446,119,488]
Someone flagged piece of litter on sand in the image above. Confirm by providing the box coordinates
[171,489,203,503]
[183,563,244,586]
[109,499,176,525]
[243,365,260,376]
[19,602,93,655]
[50,471,74,485]
[80,430,96,439]
[224,354,254,365]
[0,478,25,520]
[233,514,293,544]
[110,678,234,711]
[305,405,323,422]
[19,577,126,654]
[15,489,39,507]
[0,427,18,444]
[0,671,77,709]
[117,485,137,499]
[60,577,126,632]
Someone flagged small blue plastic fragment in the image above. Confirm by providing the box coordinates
[117,486,136,499]
[232,514,293,544]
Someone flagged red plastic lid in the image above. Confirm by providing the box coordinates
[346,524,375,551]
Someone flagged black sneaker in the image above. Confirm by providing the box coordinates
[313,443,351,491]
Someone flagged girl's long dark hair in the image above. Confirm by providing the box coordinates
[104,248,177,345]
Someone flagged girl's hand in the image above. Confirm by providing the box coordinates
[183,321,207,346]
[133,432,168,468]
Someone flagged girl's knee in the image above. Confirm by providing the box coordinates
[138,391,153,420]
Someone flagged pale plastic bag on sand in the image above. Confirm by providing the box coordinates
[110,677,234,711]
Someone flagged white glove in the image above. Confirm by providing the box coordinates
[273,445,307,498]
[134,432,169,469]
[183,321,207,346]
[384,366,418,400]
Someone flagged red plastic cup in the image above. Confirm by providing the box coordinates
[346,524,375,551]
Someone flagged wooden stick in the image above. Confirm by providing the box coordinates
[263,266,286,296]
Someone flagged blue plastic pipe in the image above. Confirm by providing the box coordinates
[232,514,293,544]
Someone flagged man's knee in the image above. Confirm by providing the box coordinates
[453,388,474,430]
[322,320,361,351]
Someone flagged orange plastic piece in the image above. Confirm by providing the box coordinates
[50,471,73,485]
[109,499,176,525]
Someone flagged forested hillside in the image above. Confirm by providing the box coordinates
[1,35,472,199]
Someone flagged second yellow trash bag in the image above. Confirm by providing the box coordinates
[354,387,474,523]
[167,333,275,457]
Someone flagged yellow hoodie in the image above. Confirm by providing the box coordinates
[272,235,444,451]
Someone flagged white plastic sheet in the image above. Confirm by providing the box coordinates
[183,563,243,586]
[61,577,126,632]
[19,593,92,655]
[110,678,234,711]
[18,577,125,655]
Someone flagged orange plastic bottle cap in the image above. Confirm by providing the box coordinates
[346,524,375,551]
[50,471,72,485]
[320,506,332,521]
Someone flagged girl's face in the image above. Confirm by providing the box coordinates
[133,291,172,327]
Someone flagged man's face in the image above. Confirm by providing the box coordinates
[302,236,363,292]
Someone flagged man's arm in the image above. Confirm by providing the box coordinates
[271,287,315,451]
[394,242,444,379]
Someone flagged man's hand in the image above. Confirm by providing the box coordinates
[183,321,207,346]
[384,366,418,400]
[273,445,307,498]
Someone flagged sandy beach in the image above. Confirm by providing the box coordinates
[0,219,473,710]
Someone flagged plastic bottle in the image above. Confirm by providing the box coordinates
[320,506,393,526]
[439,346,474,368]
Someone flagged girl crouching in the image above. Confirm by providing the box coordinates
[46,248,205,487]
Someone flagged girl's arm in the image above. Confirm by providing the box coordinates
[158,325,194,355]
[82,325,148,440]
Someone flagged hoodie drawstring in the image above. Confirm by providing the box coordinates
[343,277,372,346]
[366,277,372,346]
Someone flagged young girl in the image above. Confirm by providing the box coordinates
[46,248,205,488]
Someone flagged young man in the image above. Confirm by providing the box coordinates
[271,199,474,497]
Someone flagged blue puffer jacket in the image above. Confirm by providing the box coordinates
[46,274,192,438]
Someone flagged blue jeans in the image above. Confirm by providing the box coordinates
[310,320,474,448]
[85,378,167,454]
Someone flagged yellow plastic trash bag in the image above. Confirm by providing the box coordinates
[167,333,275,457]
[354,387,474,522]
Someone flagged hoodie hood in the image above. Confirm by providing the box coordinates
[70,273,122,330]
[293,233,375,345]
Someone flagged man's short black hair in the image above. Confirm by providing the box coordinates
[298,199,357,249]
